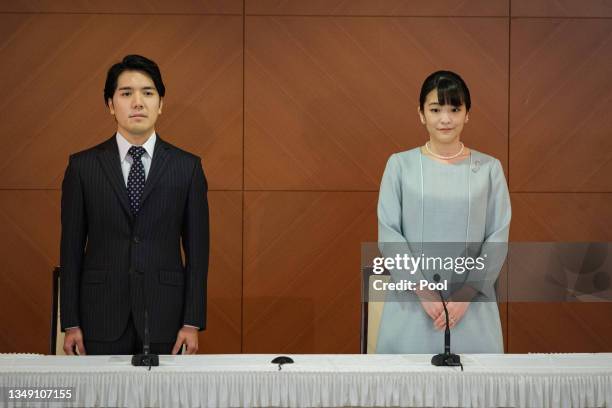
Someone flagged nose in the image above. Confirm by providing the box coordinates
[440,112,451,125]
[132,93,143,109]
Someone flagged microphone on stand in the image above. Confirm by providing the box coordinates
[131,271,159,369]
[431,274,463,371]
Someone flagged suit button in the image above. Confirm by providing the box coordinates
[133,236,141,244]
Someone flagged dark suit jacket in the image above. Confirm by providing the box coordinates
[60,135,209,343]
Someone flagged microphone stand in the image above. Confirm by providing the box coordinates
[431,274,463,371]
[132,303,159,369]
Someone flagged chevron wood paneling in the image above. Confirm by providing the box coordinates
[512,0,612,17]
[243,192,377,353]
[510,193,612,242]
[0,190,242,354]
[0,191,59,354]
[246,0,509,16]
[508,193,612,352]
[510,19,612,192]
[2,2,611,356]
[0,14,243,190]
[245,16,508,190]
[200,191,243,353]
[0,0,242,14]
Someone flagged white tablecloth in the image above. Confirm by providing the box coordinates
[1,353,611,407]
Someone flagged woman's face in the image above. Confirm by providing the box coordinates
[418,89,469,144]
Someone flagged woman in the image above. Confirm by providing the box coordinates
[376,70,511,354]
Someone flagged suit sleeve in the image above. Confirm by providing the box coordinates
[181,158,210,330]
[59,155,87,331]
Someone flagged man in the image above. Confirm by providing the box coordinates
[60,55,209,355]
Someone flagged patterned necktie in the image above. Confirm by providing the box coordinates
[127,146,147,215]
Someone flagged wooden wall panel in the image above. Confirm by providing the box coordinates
[243,192,377,353]
[508,193,612,352]
[0,191,59,353]
[510,193,612,242]
[510,18,612,192]
[1,1,611,356]
[0,0,242,14]
[200,191,243,353]
[0,14,243,190]
[512,0,612,17]
[245,16,508,190]
[246,0,508,16]
[0,190,242,354]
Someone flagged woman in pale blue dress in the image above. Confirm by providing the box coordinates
[376,71,511,354]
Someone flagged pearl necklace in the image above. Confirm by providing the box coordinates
[425,141,464,160]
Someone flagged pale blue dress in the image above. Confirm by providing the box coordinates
[376,147,511,354]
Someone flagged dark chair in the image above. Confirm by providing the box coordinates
[50,266,65,355]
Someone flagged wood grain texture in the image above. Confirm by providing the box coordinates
[510,19,612,192]
[200,191,243,353]
[512,0,612,17]
[0,191,59,353]
[246,16,508,190]
[508,192,612,352]
[243,191,377,353]
[0,14,243,190]
[246,0,509,16]
[510,193,612,242]
[0,0,242,14]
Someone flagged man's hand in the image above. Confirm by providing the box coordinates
[172,326,198,355]
[63,328,86,355]
[433,302,470,330]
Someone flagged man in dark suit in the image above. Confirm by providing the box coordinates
[60,55,209,355]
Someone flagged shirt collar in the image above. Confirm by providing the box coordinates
[116,131,157,162]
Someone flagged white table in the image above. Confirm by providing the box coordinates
[1,353,611,407]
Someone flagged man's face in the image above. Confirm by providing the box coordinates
[107,70,163,138]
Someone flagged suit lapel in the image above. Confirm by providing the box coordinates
[96,135,134,222]
[140,136,171,208]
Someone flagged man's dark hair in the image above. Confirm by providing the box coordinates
[104,54,165,106]
[419,70,471,112]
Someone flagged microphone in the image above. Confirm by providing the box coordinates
[431,274,462,370]
[132,276,159,368]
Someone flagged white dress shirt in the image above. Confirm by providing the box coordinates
[116,132,156,186]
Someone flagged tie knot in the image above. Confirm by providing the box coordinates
[128,146,146,160]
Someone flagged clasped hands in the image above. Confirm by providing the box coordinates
[418,290,470,330]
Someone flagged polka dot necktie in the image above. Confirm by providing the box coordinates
[127,146,147,215]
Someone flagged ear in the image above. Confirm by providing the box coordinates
[158,98,163,115]
[417,106,425,124]
[107,99,115,115]
[465,112,469,123]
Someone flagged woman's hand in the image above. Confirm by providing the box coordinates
[433,302,470,330]
[421,300,445,321]
[417,290,445,321]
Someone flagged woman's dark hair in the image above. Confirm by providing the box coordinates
[419,70,470,112]
[104,54,165,106]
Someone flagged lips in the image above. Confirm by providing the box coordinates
[130,114,147,118]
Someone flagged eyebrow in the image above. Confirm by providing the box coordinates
[117,86,156,91]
